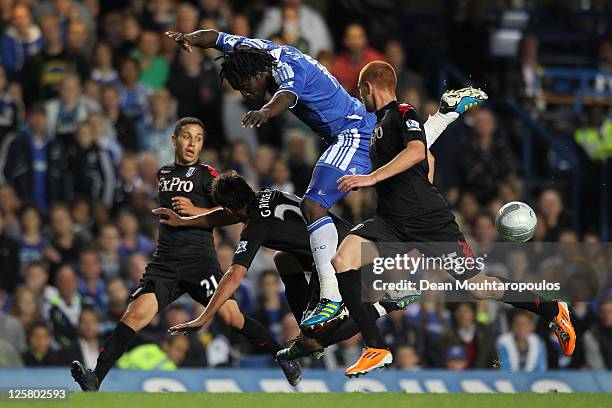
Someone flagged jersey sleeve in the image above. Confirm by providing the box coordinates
[274,57,306,107]
[231,220,269,269]
[398,105,426,147]
[215,32,274,52]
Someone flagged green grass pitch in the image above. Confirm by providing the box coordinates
[1,392,610,408]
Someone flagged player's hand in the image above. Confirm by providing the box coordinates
[337,174,377,192]
[168,317,208,336]
[164,31,193,53]
[152,207,185,226]
[241,109,270,128]
[171,196,198,216]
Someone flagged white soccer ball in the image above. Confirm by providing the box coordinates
[495,201,537,243]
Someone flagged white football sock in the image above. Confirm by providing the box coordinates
[424,111,459,148]
[374,302,387,317]
[308,216,342,302]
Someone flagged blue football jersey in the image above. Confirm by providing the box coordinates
[215,32,376,143]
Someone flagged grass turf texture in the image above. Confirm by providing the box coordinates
[1,392,609,408]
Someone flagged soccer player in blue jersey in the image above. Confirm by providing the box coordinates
[165,29,487,327]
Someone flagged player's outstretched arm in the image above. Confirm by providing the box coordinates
[165,30,220,52]
[152,207,240,228]
[241,91,297,128]
[168,264,247,335]
[337,140,426,191]
[427,150,435,183]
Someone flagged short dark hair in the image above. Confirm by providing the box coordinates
[211,170,256,212]
[173,117,205,137]
[219,47,276,90]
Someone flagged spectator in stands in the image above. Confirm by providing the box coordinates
[66,19,90,59]
[22,262,52,309]
[67,121,116,208]
[32,0,92,40]
[583,298,612,370]
[105,277,129,325]
[97,224,123,280]
[445,345,468,371]
[4,106,72,212]
[22,322,65,366]
[442,303,497,369]
[379,310,422,353]
[21,15,89,108]
[167,49,225,149]
[91,42,119,86]
[0,209,20,294]
[458,108,516,204]
[384,40,424,97]
[45,74,100,147]
[332,23,384,96]
[256,0,332,58]
[0,66,21,145]
[132,30,168,89]
[508,34,543,115]
[9,286,40,330]
[125,252,147,290]
[252,270,291,347]
[100,85,138,153]
[117,209,155,258]
[594,39,612,92]
[458,192,480,234]
[88,111,122,167]
[117,57,152,123]
[497,310,547,372]
[45,204,87,274]
[0,4,43,79]
[0,185,21,239]
[137,89,175,166]
[141,0,175,32]
[253,146,276,188]
[69,306,101,370]
[163,304,208,367]
[18,205,45,267]
[0,290,26,353]
[77,248,108,313]
[284,130,312,196]
[117,334,189,370]
[271,159,294,193]
[0,338,23,367]
[537,189,568,242]
[394,344,421,371]
[43,264,81,348]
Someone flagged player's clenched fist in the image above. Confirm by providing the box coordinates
[337,174,378,192]
[165,31,193,52]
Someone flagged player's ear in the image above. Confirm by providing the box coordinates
[171,134,176,147]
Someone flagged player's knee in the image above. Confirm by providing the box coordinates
[121,307,152,331]
[331,251,354,273]
[300,197,326,223]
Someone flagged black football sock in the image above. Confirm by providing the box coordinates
[336,269,386,349]
[236,315,283,355]
[498,276,558,321]
[279,272,310,322]
[94,321,136,383]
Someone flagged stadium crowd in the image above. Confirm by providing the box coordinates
[0,0,611,372]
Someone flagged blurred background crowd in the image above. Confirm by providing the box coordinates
[0,0,611,373]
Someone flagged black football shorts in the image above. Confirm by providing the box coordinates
[348,209,480,280]
[129,256,224,311]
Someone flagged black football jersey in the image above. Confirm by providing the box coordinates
[370,101,448,221]
[232,189,352,269]
[155,163,220,259]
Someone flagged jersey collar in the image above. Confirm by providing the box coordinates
[375,100,398,120]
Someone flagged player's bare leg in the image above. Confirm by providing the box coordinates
[71,293,159,391]
[300,197,345,327]
[332,234,393,376]
[463,271,576,356]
